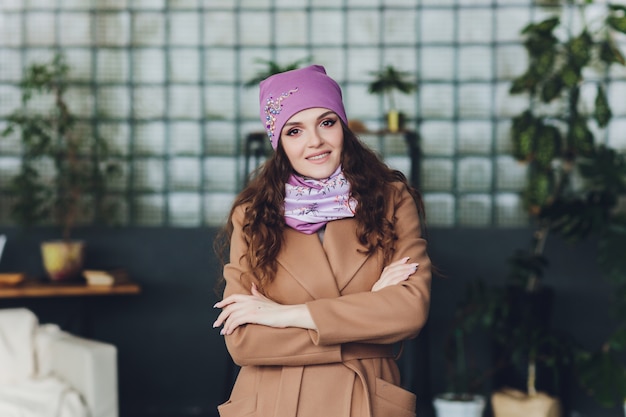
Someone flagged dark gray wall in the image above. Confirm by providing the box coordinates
[426,229,618,417]
[0,226,620,417]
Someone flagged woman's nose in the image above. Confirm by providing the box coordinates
[307,129,324,147]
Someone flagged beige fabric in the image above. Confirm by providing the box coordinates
[491,388,562,417]
[219,182,432,417]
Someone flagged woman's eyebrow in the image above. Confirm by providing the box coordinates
[283,111,336,128]
[283,120,302,128]
[317,111,335,120]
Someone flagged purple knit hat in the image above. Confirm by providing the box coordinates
[259,65,348,150]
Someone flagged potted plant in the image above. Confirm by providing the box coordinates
[489,1,626,414]
[367,65,416,133]
[434,279,493,417]
[243,57,311,88]
[1,53,121,281]
[434,391,485,417]
[574,150,626,410]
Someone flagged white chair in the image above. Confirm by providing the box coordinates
[0,308,118,417]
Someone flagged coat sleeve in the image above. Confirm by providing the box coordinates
[221,205,342,367]
[305,183,432,346]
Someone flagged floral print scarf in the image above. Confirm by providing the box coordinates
[284,166,357,234]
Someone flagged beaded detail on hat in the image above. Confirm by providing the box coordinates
[264,88,298,141]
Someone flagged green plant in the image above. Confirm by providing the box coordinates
[1,53,121,240]
[443,279,505,398]
[244,57,311,88]
[367,65,416,112]
[502,0,626,408]
[575,183,626,407]
[451,0,626,409]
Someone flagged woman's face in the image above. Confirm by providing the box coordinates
[280,107,344,179]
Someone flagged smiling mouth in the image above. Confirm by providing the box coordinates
[307,152,330,161]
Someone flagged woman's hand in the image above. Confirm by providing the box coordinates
[213,283,316,335]
[371,257,419,292]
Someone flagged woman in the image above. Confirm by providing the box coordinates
[213,65,431,417]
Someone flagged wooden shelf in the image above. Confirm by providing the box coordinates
[0,278,141,299]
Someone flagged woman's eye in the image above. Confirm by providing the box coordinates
[321,119,336,127]
[286,128,300,136]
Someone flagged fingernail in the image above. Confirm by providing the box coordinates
[220,328,226,335]
[212,321,218,328]
[213,303,218,308]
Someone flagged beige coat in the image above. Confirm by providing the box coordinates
[218,182,432,417]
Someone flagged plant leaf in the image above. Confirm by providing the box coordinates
[578,146,626,195]
[567,117,594,156]
[594,85,612,128]
[534,124,561,168]
[567,31,593,69]
[607,16,626,34]
[598,223,626,285]
[576,349,626,408]
[599,38,626,66]
[609,4,626,13]
[521,17,560,36]
[367,66,416,95]
[510,72,536,94]
[540,76,563,102]
[524,167,553,209]
[511,110,537,161]
[244,57,312,87]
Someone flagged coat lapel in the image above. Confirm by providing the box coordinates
[278,228,340,300]
[277,219,372,299]
[323,218,371,292]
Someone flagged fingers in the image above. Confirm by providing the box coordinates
[213,293,249,309]
[213,283,272,335]
[213,299,254,335]
[212,293,253,333]
[372,257,419,292]
[381,257,416,277]
[251,282,267,299]
[385,257,418,276]
[212,304,232,332]
[385,257,410,269]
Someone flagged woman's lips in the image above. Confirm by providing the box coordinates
[306,152,330,161]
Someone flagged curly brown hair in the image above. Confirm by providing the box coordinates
[214,122,425,293]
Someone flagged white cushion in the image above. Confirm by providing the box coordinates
[35,323,63,377]
[0,309,117,417]
[0,377,88,417]
[0,308,38,383]
[45,330,118,417]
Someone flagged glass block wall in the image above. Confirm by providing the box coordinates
[1,0,625,227]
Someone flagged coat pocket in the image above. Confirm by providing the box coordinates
[217,395,257,417]
[372,377,417,417]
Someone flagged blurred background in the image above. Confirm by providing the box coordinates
[1,1,626,417]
